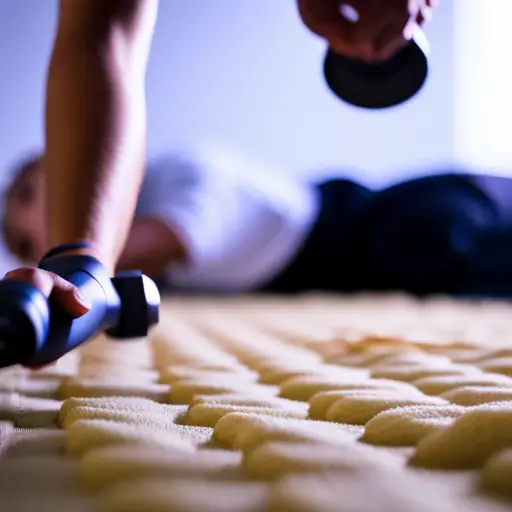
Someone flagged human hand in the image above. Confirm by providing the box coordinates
[297,0,438,62]
[4,266,91,317]
[2,266,91,369]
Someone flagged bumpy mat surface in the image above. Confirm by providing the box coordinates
[3,294,512,511]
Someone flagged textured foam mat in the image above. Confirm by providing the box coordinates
[2,294,512,511]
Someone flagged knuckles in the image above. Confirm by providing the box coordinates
[4,267,54,295]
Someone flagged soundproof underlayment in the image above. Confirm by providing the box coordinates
[6,294,512,511]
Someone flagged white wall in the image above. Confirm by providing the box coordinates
[453,0,512,175]
[0,0,455,190]
[0,0,456,274]
[146,1,456,187]
[0,0,56,185]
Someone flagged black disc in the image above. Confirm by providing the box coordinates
[323,41,428,109]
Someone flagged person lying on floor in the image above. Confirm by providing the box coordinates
[4,147,512,298]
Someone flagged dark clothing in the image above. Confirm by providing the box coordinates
[263,173,512,299]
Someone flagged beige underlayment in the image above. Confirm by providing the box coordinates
[2,293,512,511]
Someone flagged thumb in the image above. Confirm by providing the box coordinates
[49,274,92,317]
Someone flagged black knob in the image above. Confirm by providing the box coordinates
[323,36,429,109]
[106,271,160,339]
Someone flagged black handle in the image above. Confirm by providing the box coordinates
[0,254,160,369]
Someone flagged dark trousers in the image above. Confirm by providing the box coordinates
[262,173,512,299]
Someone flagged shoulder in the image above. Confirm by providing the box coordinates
[139,143,308,205]
[143,151,207,186]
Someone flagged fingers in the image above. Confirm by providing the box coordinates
[4,267,91,317]
[3,267,90,371]
[51,275,92,317]
[298,0,357,49]
[297,0,433,62]
[299,0,389,61]
[416,7,432,26]
[5,267,54,296]
[409,0,436,29]
[373,23,409,61]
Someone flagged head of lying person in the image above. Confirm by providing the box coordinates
[2,153,46,265]
[2,153,187,279]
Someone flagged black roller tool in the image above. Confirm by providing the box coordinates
[0,253,160,369]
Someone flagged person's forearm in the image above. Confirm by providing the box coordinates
[45,1,157,273]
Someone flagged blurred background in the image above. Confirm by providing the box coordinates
[0,0,510,275]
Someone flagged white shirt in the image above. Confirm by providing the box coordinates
[135,145,320,292]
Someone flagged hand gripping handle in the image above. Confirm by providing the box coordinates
[0,254,160,369]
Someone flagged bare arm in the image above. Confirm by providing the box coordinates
[45,0,158,273]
